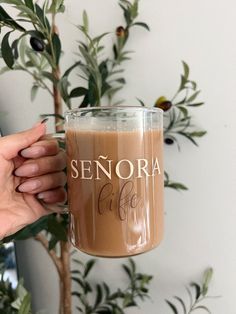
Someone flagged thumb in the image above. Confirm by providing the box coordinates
[0,123,47,160]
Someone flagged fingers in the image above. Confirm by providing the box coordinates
[14,136,67,209]
[20,139,60,159]
[14,150,66,177]
[16,171,67,195]
[37,187,67,204]
[0,122,46,160]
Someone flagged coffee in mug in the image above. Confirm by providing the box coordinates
[65,106,164,257]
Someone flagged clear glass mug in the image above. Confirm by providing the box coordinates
[62,106,164,258]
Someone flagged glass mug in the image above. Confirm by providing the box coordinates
[61,106,164,258]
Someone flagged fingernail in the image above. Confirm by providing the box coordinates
[19,146,45,158]
[17,180,41,192]
[33,118,49,128]
[14,163,39,177]
[15,185,21,193]
[41,118,49,124]
[37,192,46,200]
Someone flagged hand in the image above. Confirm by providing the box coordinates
[0,122,67,240]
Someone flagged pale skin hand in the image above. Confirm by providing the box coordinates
[0,122,67,240]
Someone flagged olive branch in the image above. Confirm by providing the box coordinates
[0,1,211,314]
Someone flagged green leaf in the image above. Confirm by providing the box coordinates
[178,106,188,117]
[70,270,81,275]
[175,96,187,105]
[79,45,97,69]
[47,215,67,241]
[41,71,57,84]
[15,4,38,23]
[94,284,103,308]
[110,69,125,76]
[72,277,85,289]
[83,259,96,278]
[84,281,92,294]
[192,305,211,313]
[0,0,22,4]
[1,31,14,68]
[3,216,49,242]
[48,235,58,251]
[59,76,70,104]
[72,291,82,298]
[124,8,131,24]
[69,87,87,98]
[190,282,201,300]
[131,0,138,19]
[182,60,189,79]
[76,306,84,313]
[26,49,41,68]
[185,286,193,308]
[132,22,150,31]
[82,10,89,33]
[119,3,128,14]
[93,32,110,45]
[52,33,61,65]
[72,258,84,266]
[187,90,201,103]
[119,56,131,62]
[34,3,50,30]
[188,102,204,107]
[18,293,31,314]
[97,45,105,53]
[190,80,197,90]
[139,274,153,285]
[165,182,188,191]
[11,279,28,308]
[136,98,145,106]
[47,0,64,14]
[129,258,136,273]
[122,265,132,280]
[174,296,187,314]
[30,85,39,101]
[164,171,169,181]
[119,0,132,7]
[63,61,81,78]
[202,268,213,296]
[106,86,123,99]
[0,5,25,31]
[99,60,109,81]
[189,131,207,137]
[113,44,118,59]
[87,80,96,106]
[165,300,178,314]
[115,77,126,84]
[108,291,121,301]
[96,306,113,313]
[24,0,34,11]
[35,3,45,25]
[103,282,110,298]
[25,30,45,40]
[178,74,187,91]
[178,131,198,146]
[123,293,136,307]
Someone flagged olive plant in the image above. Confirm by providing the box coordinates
[0,0,207,313]
[166,268,217,314]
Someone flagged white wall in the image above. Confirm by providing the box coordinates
[1,0,236,313]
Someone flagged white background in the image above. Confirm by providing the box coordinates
[1,0,236,313]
